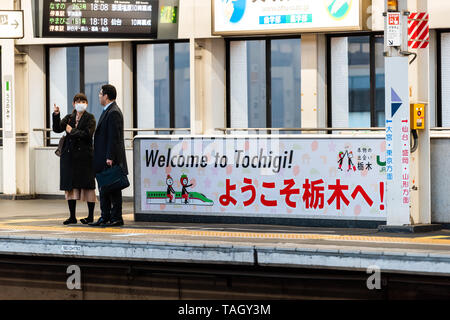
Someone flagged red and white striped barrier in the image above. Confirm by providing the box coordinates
[408,12,429,49]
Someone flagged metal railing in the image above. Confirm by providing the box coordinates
[0,128,28,145]
[32,128,191,147]
[215,127,386,134]
[16,127,450,147]
[33,128,53,147]
[430,127,450,131]
[124,128,191,136]
[430,127,450,138]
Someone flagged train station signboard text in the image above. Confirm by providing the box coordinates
[135,137,387,222]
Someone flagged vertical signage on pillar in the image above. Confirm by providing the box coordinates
[385,57,410,225]
[3,75,13,138]
[387,12,401,46]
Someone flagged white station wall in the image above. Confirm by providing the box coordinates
[34,148,134,198]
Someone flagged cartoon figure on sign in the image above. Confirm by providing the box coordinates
[347,151,356,172]
[146,175,213,206]
[337,150,357,172]
[338,151,345,171]
[180,174,193,204]
[166,175,176,203]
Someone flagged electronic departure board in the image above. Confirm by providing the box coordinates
[42,0,159,38]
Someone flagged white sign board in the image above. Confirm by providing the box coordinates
[387,12,401,46]
[136,137,387,222]
[212,0,361,35]
[0,11,23,39]
[3,76,13,133]
[385,57,410,225]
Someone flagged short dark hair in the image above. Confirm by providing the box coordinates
[73,93,88,103]
[101,84,117,101]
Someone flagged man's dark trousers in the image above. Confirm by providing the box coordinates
[93,101,128,225]
[99,187,123,222]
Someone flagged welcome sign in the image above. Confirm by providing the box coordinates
[135,136,387,222]
[212,0,362,35]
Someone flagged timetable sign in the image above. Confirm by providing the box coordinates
[42,0,159,38]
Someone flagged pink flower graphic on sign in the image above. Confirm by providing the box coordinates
[328,141,336,152]
[354,204,361,216]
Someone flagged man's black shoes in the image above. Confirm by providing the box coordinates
[63,218,77,225]
[88,217,124,227]
[104,220,124,227]
[88,217,109,226]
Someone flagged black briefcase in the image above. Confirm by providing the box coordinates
[96,165,130,193]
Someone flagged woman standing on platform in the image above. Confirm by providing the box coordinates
[52,93,97,225]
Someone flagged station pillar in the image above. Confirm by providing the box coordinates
[1,39,17,196]
[1,0,32,198]
[383,0,435,230]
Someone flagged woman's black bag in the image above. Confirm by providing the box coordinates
[95,165,130,193]
[54,135,66,157]
[54,114,71,157]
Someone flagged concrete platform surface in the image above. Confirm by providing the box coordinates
[0,199,449,276]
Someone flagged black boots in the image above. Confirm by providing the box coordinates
[63,200,77,225]
[64,200,95,225]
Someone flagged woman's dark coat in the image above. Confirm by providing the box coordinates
[52,111,96,191]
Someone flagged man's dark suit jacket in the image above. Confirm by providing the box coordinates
[93,101,128,175]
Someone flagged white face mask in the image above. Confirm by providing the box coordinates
[75,103,87,112]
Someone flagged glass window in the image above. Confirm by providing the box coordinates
[84,46,108,123]
[136,41,190,134]
[440,32,450,127]
[137,43,170,131]
[174,42,191,128]
[228,37,301,132]
[271,38,301,130]
[329,34,385,128]
[230,40,266,129]
[375,36,385,126]
[49,47,80,118]
[48,45,108,145]
[0,49,2,147]
[348,36,370,127]
[49,46,81,143]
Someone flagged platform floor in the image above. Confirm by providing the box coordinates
[0,199,449,276]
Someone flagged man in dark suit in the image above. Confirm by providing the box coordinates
[89,84,128,227]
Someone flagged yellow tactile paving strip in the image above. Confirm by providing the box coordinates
[0,221,449,246]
